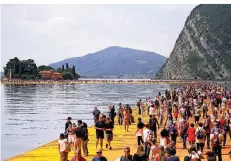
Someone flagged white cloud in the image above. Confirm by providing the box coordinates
[1,4,197,70]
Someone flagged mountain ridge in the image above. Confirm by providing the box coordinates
[49,46,167,78]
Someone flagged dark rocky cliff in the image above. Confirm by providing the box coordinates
[156,4,231,80]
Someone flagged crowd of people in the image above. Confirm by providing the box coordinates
[58,82,231,161]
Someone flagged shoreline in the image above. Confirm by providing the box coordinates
[0,79,197,85]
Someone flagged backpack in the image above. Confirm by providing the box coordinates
[196,128,204,139]
[170,125,177,135]
[211,134,220,147]
[147,131,155,142]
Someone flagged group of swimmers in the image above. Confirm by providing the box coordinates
[58,82,231,161]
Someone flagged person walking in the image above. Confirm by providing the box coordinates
[203,115,212,149]
[195,122,206,152]
[75,120,84,151]
[58,133,70,161]
[109,105,116,125]
[105,117,114,150]
[169,121,178,144]
[179,119,189,149]
[222,121,230,146]
[202,102,208,118]
[82,122,89,156]
[95,116,105,150]
[93,107,100,123]
[195,106,202,124]
[123,107,130,132]
[210,129,223,161]
[65,117,72,138]
[136,118,145,145]
[149,114,159,140]
[143,124,151,157]
[187,123,196,146]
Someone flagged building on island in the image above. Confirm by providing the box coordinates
[39,71,63,80]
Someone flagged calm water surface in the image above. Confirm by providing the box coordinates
[1,83,231,160]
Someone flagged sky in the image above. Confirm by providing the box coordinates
[1,4,197,70]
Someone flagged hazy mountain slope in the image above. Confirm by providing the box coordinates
[49,46,166,78]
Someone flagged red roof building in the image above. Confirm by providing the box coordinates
[39,71,63,80]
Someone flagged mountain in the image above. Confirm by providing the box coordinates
[156,4,231,80]
[49,46,166,78]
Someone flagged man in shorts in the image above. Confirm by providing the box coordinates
[95,116,105,150]
[105,117,114,150]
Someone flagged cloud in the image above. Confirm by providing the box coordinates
[1,4,197,70]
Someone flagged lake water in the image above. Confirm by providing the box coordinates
[1,82,231,160]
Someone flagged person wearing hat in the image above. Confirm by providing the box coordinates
[71,149,86,161]
[92,149,107,161]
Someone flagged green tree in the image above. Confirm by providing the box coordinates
[21,74,29,80]
[4,57,20,78]
[66,63,69,69]
[33,64,38,76]
[38,65,54,72]
[62,65,65,71]
[56,67,63,73]
[72,65,76,75]
[30,75,36,79]
[63,71,74,80]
